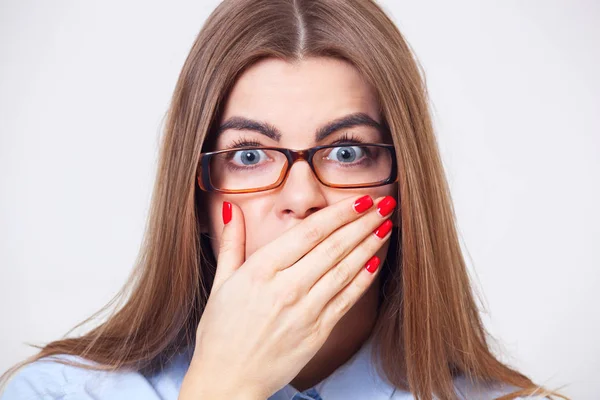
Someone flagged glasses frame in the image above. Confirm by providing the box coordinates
[196,142,398,194]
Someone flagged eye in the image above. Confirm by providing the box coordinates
[230,148,269,167]
[326,145,367,163]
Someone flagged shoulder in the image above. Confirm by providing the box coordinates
[1,354,181,400]
[452,375,550,400]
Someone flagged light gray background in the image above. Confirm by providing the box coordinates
[1,1,598,398]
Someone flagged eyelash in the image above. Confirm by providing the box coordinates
[224,132,365,150]
[226,137,262,149]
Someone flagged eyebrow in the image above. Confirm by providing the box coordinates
[216,112,384,142]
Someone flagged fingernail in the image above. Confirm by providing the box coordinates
[365,255,380,273]
[353,195,373,213]
[373,219,393,239]
[222,201,232,225]
[377,196,397,217]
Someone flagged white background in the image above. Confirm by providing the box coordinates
[1,1,598,398]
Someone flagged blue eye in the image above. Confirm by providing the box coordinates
[231,149,267,166]
[328,146,366,163]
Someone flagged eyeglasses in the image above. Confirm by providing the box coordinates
[197,143,398,194]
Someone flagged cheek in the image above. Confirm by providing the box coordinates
[380,181,398,198]
[237,206,269,259]
[204,196,270,261]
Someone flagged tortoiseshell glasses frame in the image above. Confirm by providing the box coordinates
[196,143,398,194]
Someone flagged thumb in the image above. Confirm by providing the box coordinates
[211,200,246,294]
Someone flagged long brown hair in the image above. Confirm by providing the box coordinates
[1,1,568,399]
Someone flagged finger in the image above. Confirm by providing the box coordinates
[309,223,392,328]
[211,200,246,295]
[246,193,377,277]
[279,195,396,293]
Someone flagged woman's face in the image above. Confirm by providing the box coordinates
[203,56,397,269]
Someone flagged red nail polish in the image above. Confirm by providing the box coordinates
[365,255,380,273]
[373,219,393,239]
[222,201,232,225]
[377,196,397,217]
[353,195,373,213]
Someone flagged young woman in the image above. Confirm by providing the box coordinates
[0,1,568,399]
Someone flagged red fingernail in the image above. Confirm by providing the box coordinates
[365,255,380,273]
[353,195,373,213]
[222,201,232,225]
[377,196,397,217]
[373,219,393,239]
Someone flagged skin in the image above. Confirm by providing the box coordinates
[200,56,398,392]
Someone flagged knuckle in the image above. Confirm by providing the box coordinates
[306,317,327,347]
[297,297,320,327]
[303,224,324,244]
[332,206,348,226]
[274,285,301,309]
[332,292,353,316]
[331,262,352,286]
[247,266,270,285]
[324,238,345,263]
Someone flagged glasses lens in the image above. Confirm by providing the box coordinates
[209,148,288,191]
[208,145,393,191]
[313,144,393,186]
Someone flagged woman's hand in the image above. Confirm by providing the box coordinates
[179,194,397,400]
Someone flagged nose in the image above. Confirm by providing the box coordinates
[275,159,327,220]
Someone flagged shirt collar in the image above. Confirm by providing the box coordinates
[268,334,398,400]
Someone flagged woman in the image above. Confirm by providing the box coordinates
[0,1,568,399]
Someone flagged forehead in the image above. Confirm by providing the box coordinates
[219,57,381,144]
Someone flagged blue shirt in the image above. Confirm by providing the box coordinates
[1,335,544,399]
